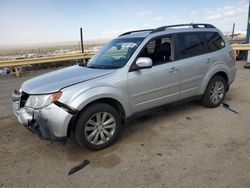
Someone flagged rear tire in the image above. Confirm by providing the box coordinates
[75,103,121,151]
[202,75,226,108]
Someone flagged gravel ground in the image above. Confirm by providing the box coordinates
[0,62,250,188]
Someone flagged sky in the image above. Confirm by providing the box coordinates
[0,0,249,46]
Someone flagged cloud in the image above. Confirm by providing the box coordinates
[142,23,151,27]
[189,11,198,16]
[224,10,235,16]
[21,31,31,36]
[206,14,222,20]
[203,2,248,21]
[203,8,210,11]
[182,1,248,32]
[101,30,121,37]
[154,16,163,21]
[137,10,152,17]
[101,27,139,38]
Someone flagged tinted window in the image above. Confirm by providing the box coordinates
[175,32,207,60]
[202,32,225,52]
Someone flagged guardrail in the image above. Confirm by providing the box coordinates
[0,52,95,76]
[0,44,249,77]
[231,43,250,63]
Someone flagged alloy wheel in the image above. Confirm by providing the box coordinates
[84,112,116,145]
[209,80,225,104]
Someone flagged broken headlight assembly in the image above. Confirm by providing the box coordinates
[25,92,62,109]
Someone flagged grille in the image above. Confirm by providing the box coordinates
[20,92,29,108]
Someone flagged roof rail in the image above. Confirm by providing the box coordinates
[151,23,215,33]
[119,29,153,37]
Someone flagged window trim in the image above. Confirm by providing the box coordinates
[129,34,174,72]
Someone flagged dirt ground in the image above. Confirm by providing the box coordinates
[0,62,250,188]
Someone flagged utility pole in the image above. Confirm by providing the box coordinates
[231,23,235,40]
[80,27,84,53]
[246,1,250,44]
[244,1,250,68]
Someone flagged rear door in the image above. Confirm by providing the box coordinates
[201,31,227,67]
[174,32,211,99]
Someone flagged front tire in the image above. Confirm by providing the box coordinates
[202,75,226,108]
[75,103,121,151]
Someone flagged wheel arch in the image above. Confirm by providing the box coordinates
[199,65,230,95]
[67,97,127,137]
[213,71,229,88]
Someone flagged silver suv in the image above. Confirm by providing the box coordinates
[12,23,236,150]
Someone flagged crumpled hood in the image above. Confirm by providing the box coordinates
[21,65,115,94]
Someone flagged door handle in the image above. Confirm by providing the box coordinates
[210,58,217,63]
[205,59,210,63]
[169,67,179,73]
[205,58,217,63]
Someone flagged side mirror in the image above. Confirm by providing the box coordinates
[135,57,153,69]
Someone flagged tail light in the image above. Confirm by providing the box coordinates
[229,50,236,62]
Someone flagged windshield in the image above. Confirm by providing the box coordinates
[87,38,144,69]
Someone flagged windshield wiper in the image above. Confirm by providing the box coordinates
[78,62,87,67]
[87,65,105,69]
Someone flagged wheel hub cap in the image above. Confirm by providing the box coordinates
[84,112,116,145]
[209,80,225,104]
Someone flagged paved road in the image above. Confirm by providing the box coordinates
[0,63,250,187]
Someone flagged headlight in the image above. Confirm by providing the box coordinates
[25,92,61,109]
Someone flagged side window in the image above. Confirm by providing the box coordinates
[202,32,225,52]
[175,32,207,60]
[146,40,156,55]
[139,36,172,66]
[159,37,172,62]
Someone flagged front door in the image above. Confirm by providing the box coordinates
[127,36,181,113]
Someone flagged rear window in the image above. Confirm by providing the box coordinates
[202,32,225,52]
[175,32,207,60]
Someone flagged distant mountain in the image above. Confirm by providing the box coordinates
[0,39,109,50]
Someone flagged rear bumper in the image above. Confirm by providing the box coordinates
[229,65,237,85]
[12,92,74,142]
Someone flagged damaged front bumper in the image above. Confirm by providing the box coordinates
[12,90,74,142]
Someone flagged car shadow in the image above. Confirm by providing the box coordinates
[63,100,203,162]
